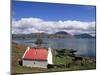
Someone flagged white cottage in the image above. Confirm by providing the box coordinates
[22,47,53,68]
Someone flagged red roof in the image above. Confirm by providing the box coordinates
[23,48,48,60]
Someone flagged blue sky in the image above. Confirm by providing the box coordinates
[12,1,96,22]
[12,1,96,35]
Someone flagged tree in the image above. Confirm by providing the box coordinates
[34,39,43,46]
[56,49,76,67]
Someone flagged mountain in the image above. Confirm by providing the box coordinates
[54,31,73,38]
[55,31,70,35]
[74,33,94,38]
[12,32,95,39]
[12,33,49,39]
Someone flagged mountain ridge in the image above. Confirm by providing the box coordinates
[12,31,95,39]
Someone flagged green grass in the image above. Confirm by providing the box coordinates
[53,55,72,65]
[52,55,96,71]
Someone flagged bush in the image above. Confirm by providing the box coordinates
[47,64,54,69]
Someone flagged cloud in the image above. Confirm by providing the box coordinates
[12,17,95,36]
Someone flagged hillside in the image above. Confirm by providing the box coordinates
[55,31,70,35]
[74,33,94,38]
[12,32,95,39]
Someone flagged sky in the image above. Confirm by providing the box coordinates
[12,1,96,36]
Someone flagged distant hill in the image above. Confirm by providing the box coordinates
[54,31,73,38]
[55,31,70,35]
[74,33,94,38]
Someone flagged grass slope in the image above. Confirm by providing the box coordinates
[11,42,96,74]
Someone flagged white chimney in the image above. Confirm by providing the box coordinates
[47,47,53,64]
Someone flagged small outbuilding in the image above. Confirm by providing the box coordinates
[22,47,53,68]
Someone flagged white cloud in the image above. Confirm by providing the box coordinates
[12,17,95,36]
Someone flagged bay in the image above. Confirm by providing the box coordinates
[13,38,96,57]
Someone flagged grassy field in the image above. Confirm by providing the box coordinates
[11,42,96,74]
